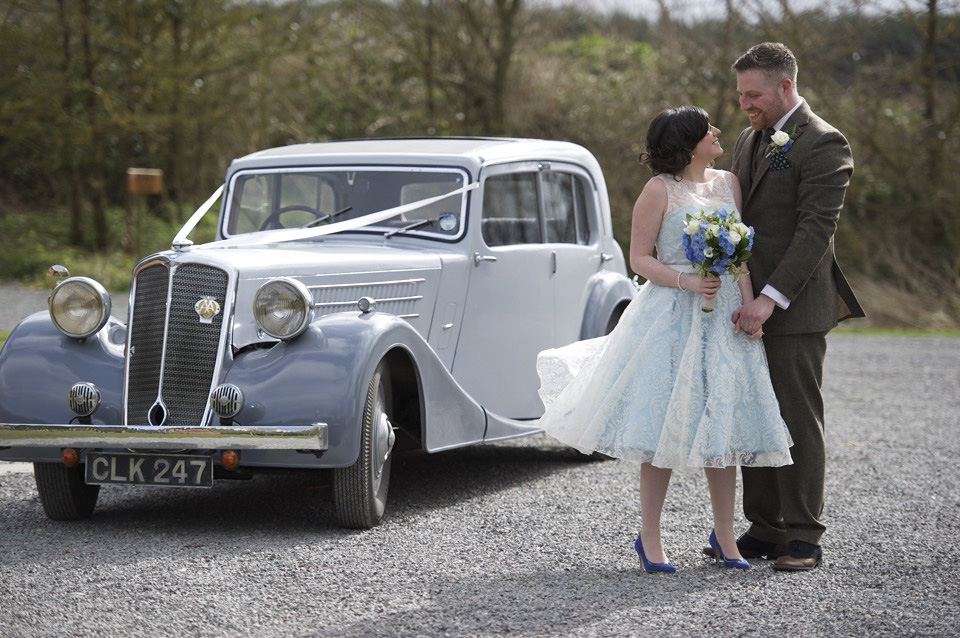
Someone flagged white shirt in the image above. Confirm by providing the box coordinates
[760,97,804,310]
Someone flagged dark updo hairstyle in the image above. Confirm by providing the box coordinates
[639,105,709,178]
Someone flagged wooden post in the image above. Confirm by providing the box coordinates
[126,168,164,254]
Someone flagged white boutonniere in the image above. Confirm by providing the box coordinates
[765,124,798,171]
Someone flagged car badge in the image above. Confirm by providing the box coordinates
[194,297,221,324]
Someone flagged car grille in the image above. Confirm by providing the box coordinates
[125,261,229,426]
[310,278,424,319]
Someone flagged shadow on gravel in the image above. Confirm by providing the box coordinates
[0,441,586,566]
[311,564,722,637]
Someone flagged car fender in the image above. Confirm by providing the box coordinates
[223,310,486,468]
[579,271,637,339]
[0,312,125,429]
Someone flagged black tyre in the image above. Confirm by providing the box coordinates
[33,462,100,521]
[333,364,395,528]
[605,303,626,335]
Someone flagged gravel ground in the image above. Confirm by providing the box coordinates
[1,291,958,636]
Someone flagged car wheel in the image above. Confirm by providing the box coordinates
[605,303,627,335]
[33,462,100,520]
[333,363,395,528]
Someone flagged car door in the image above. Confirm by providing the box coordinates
[540,166,603,345]
[453,162,555,420]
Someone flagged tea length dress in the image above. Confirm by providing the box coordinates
[536,171,793,469]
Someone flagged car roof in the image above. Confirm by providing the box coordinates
[227,137,599,177]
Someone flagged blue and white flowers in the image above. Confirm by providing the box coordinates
[682,208,754,311]
[683,207,753,278]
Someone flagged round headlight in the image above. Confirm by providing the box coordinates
[253,278,312,340]
[49,277,111,339]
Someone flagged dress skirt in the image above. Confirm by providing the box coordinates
[536,275,793,470]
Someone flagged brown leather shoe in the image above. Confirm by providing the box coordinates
[772,540,822,571]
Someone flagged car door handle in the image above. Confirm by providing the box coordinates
[473,252,498,265]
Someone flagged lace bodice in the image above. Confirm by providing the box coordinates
[655,170,738,265]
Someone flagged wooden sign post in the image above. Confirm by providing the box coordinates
[125,168,164,254]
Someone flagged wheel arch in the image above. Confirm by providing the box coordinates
[380,346,424,450]
[579,272,636,339]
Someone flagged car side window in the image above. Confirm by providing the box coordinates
[572,175,590,244]
[482,173,541,247]
[541,172,574,244]
[542,171,591,245]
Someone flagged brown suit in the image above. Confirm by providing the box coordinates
[732,100,864,546]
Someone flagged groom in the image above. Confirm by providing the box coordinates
[727,42,865,571]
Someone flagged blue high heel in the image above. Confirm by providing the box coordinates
[709,530,751,569]
[635,533,677,573]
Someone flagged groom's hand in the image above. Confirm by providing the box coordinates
[733,295,776,339]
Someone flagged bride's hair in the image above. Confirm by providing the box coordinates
[639,106,709,178]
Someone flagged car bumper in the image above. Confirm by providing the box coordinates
[0,423,328,451]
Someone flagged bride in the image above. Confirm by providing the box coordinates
[536,106,792,573]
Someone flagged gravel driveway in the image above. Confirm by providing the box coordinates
[0,326,958,636]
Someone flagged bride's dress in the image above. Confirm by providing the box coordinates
[536,170,792,469]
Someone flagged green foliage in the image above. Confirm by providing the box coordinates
[0,0,958,327]
[0,198,220,292]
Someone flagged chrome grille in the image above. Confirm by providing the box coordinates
[125,261,229,426]
[162,264,228,425]
[310,278,424,319]
[126,264,168,425]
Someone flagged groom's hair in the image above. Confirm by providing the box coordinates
[733,42,798,87]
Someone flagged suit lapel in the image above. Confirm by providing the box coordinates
[746,103,811,204]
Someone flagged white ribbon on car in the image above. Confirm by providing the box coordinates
[174,182,477,250]
[172,184,224,250]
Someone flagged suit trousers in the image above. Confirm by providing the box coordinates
[742,332,828,546]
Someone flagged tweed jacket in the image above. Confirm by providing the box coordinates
[732,100,865,335]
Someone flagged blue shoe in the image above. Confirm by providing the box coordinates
[634,533,676,573]
[709,530,751,569]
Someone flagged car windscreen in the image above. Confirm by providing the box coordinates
[225,168,467,239]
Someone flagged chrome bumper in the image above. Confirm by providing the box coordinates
[0,423,328,451]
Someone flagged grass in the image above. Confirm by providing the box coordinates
[0,201,219,292]
[2,201,956,334]
[0,330,7,349]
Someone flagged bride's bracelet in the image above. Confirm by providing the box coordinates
[676,271,685,291]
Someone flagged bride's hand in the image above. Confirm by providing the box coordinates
[680,273,721,299]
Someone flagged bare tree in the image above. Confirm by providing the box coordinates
[57,0,84,247]
[79,0,109,247]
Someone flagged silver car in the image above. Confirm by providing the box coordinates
[0,138,634,528]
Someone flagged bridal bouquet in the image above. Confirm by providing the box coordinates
[681,208,754,312]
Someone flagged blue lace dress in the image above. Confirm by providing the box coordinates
[535,171,792,469]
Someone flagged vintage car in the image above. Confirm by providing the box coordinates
[0,138,634,528]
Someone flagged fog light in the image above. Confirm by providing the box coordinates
[210,384,243,423]
[62,448,79,467]
[67,382,101,418]
[221,450,240,471]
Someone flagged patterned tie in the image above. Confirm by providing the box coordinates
[754,128,775,169]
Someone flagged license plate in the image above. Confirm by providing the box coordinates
[85,452,213,488]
